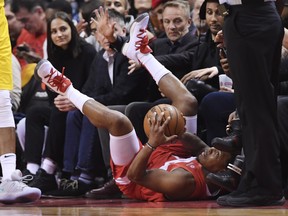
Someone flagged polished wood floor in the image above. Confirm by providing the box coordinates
[0,198,288,216]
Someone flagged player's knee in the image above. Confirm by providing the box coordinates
[175,92,198,116]
[110,111,133,135]
[113,112,129,127]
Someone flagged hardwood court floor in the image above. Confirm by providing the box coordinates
[0,198,288,216]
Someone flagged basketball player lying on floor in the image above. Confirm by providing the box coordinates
[34,13,234,202]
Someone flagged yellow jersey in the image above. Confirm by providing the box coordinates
[0,2,13,90]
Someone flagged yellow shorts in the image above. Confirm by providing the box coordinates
[0,7,13,90]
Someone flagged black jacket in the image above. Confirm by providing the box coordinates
[192,30,225,89]
[147,32,199,101]
[82,49,149,105]
[47,40,97,104]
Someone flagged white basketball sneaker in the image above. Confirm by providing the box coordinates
[34,59,72,95]
[122,12,152,64]
[0,170,41,204]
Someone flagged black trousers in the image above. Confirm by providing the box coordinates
[43,107,68,167]
[223,2,283,195]
[278,96,288,187]
[24,105,51,164]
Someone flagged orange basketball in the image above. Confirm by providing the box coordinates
[143,104,186,138]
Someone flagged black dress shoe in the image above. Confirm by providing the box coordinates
[212,136,242,154]
[206,155,244,192]
[206,170,239,192]
[216,190,243,206]
[217,191,285,207]
[211,119,242,154]
[85,179,122,199]
[185,79,217,102]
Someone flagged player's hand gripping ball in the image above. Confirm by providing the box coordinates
[143,104,186,138]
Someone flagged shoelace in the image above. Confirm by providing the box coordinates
[61,179,78,190]
[135,29,150,53]
[44,67,66,92]
[0,174,34,185]
[0,175,34,192]
[59,179,69,189]
[20,175,34,185]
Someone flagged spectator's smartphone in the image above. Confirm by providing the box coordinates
[16,45,29,52]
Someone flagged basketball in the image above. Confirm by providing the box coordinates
[143,104,186,138]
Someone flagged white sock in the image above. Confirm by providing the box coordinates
[66,87,91,113]
[41,158,56,175]
[185,115,197,134]
[138,53,170,84]
[26,163,40,175]
[79,173,94,184]
[0,153,16,180]
[110,129,140,165]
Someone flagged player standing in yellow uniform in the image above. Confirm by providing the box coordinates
[0,0,41,204]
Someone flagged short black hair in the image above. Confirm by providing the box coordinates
[11,0,46,13]
[199,0,219,20]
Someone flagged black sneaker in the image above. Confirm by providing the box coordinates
[28,168,58,194]
[44,179,97,198]
[21,169,35,185]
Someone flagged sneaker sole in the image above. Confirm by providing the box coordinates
[0,192,41,204]
[34,59,49,82]
[226,196,286,207]
[41,194,83,199]
[122,13,149,57]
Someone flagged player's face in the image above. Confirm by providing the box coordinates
[198,147,231,173]
[50,18,72,50]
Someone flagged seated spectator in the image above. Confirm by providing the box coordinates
[148,0,167,38]
[103,0,134,33]
[78,0,103,38]
[181,0,225,102]
[11,0,47,67]
[10,0,49,117]
[191,0,208,42]
[23,11,96,194]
